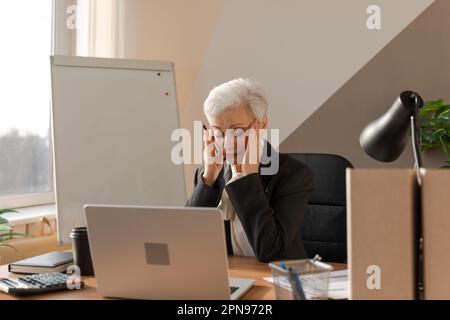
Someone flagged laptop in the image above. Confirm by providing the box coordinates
[84,205,255,300]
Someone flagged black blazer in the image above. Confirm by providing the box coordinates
[185,142,314,263]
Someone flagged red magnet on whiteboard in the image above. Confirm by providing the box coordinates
[165,92,169,96]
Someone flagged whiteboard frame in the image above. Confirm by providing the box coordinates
[51,55,174,72]
[50,55,186,244]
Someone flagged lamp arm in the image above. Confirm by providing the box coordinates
[411,93,423,168]
[411,93,423,185]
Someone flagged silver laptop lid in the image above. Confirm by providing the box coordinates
[84,205,231,299]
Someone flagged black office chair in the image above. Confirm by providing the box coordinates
[288,153,353,263]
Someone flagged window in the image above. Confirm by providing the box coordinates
[0,0,124,208]
[0,0,54,207]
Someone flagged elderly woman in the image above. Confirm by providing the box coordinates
[186,78,313,262]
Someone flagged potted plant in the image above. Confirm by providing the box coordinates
[419,99,450,168]
[0,208,29,250]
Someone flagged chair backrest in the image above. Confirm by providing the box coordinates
[288,153,353,263]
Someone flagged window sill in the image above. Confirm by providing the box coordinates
[1,204,56,227]
[0,192,55,209]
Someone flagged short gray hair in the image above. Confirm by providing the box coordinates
[203,78,268,120]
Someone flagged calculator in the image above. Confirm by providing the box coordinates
[0,272,84,295]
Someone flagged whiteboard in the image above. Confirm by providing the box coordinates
[50,56,186,244]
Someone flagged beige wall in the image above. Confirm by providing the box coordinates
[121,0,225,194]
[123,0,224,127]
[121,0,438,195]
[281,0,450,168]
[185,0,433,143]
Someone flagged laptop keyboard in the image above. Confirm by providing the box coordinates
[230,286,239,294]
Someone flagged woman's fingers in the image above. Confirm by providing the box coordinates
[203,128,213,145]
[244,120,259,165]
[204,128,216,152]
[204,128,224,164]
[241,120,261,175]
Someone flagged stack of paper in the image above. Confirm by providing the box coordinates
[326,269,348,300]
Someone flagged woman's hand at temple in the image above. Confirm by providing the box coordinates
[242,120,264,176]
[202,127,224,187]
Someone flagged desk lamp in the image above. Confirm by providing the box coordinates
[359,91,424,182]
[359,91,425,298]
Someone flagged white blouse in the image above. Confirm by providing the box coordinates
[217,163,255,257]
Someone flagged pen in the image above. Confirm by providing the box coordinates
[281,261,307,300]
[202,123,221,155]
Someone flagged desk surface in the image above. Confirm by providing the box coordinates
[0,256,346,300]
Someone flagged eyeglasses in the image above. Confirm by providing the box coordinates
[210,122,253,140]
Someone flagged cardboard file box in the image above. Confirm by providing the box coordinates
[421,169,450,300]
[346,169,418,300]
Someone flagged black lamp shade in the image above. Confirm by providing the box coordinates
[360,91,424,162]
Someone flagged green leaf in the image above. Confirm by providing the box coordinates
[437,109,450,123]
[422,131,439,145]
[432,128,447,136]
[0,208,18,215]
[419,108,435,117]
[421,144,434,152]
[0,243,18,251]
[419,119,434,128]
[0,224,12,232]
[437,105,450,117]
[420,100,448,117]
[0,232,31,238]
[419,99,450,166]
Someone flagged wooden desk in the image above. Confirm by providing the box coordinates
[0,256,346,300]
